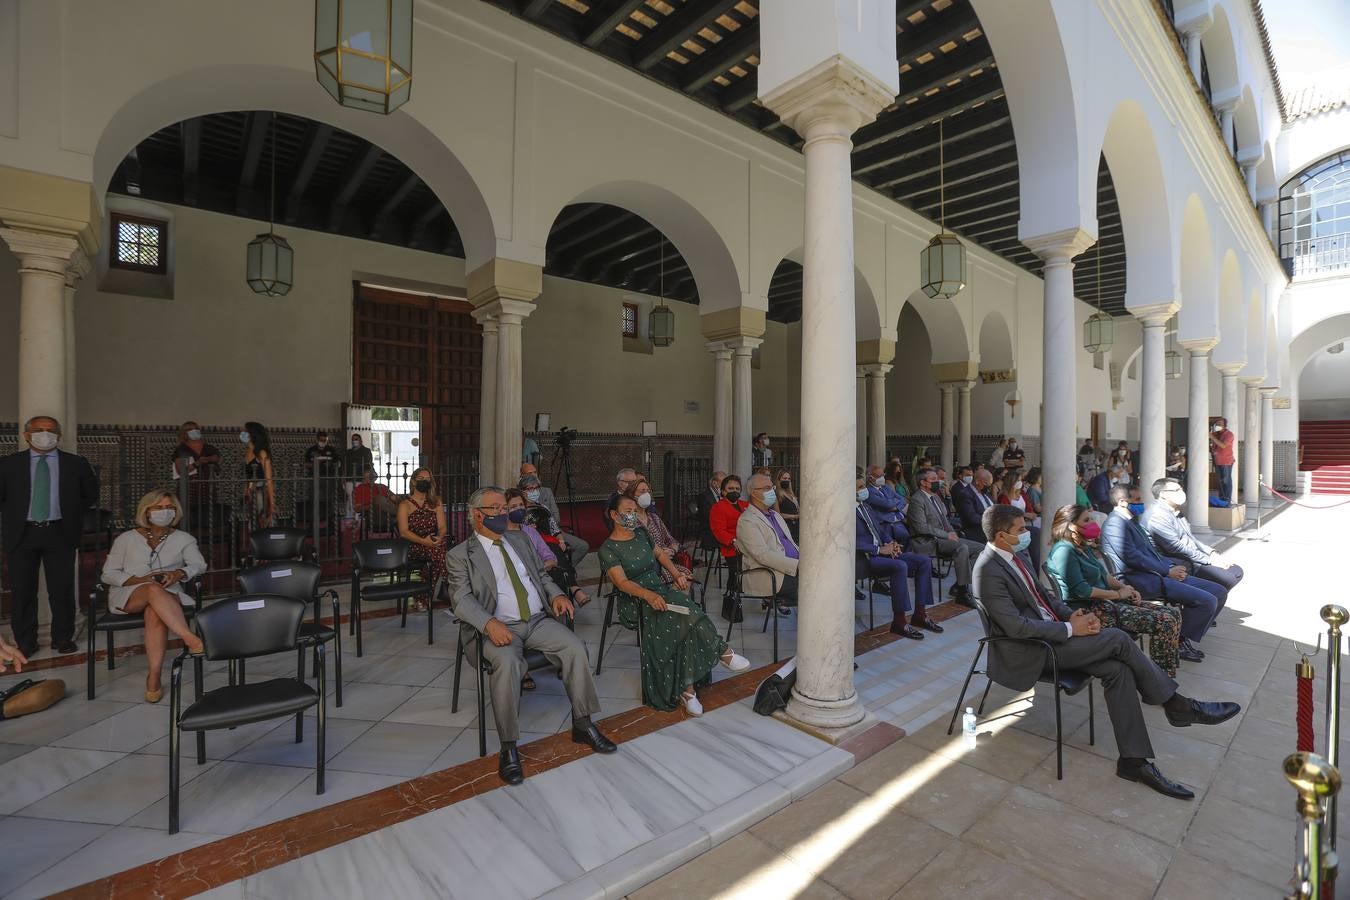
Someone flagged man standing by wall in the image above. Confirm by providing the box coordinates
[0,416,99,656]
[1208,417,1235,503]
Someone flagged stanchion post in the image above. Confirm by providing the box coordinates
[1284,752,1340,900]
[1323,605,1347,851]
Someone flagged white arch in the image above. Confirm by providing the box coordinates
[1290,314,1350,387]
[770,250,882,339]
[1177,194,1219,340]
[1214,250,1245,363]
[1233,84,1261,153]
[897,290,971,365]
[90,64,499,269]
[1098,100,1178,309]
[1202,5,1241,98]
[978,310,1014,369]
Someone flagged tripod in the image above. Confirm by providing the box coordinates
[550,435,580,534]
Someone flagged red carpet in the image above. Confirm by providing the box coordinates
[1300,420,1350,495]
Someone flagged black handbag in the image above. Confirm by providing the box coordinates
[753,659,797,716]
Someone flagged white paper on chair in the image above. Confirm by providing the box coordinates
[270,568,292,578]
[238,599,265,610]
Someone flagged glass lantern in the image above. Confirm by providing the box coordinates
[246,232,294,296]
[1083,311,1114,354]
[920,232,966,299]
[1165,349,1183,380]
[649,302,675,348]
[315,0,414,114]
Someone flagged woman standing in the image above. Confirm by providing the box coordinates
[241,421,275,529]
[598,494,749,716]
[398,467,447,612]
[102,490,206,702]
[1044,504,1185,674]
[1108,441,1133,477]
[773,468,800,540]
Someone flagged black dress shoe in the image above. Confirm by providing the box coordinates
[913,617,945,634]
[498,746,524,785]
[947,585,969,600]
[872,579,891,593]
[889,623,924,640]
[1178,646,1204,663]
[52,640,78,655]
[1117,760,1195,800]
[1180,639,1205,659]
[571,721,617,753]
[1165,698,1241,728]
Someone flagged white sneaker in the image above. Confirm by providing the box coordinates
[722,651,751,672]
[682,691,704,716]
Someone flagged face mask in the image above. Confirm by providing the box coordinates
[1009,530,1032,554]
[1009,444,1017,451]
[508,508,527,524]
[29,431,58,452]
[1213,424,1223,432]
[873,477,885,487]
[856,487,870,502]
[780,480,791,488]
[1079,520,1102,541]
[1014,482,1023,492]
[526,489,541,503]
[239,431,251,444]
[480,512,509,535]
[352,439,361,447]
[1127,502,1146,516]
[617,511,640,530]
[149,508,176,527]
[762,488,777,507]
[414,479,432,493]
[1169,489,1187,505]
[637,492,653,509]
[186,429,202,441]
[762,440,769,448]
[936,481,947,490]
[725,490,741,503]
[962,476,973,486]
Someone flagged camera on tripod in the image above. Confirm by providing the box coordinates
[555,426,577,448]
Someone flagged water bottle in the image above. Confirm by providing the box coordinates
[961,707,978,749]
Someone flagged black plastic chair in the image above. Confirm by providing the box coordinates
[350,539,427,656]
[86,580,201,700]
[246,527,314,567]
[238,562,343,708]
[451,611,574,758]
[169,593,324,833]
[945,594,1094,780]
[723,552,787,660]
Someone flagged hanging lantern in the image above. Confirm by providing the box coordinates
[1165,349,1183,380]
[1083,311,1114,354]
[649,302,675,347]
[919,118,966,300]
[246,113,294,296]
[314,0,414,115]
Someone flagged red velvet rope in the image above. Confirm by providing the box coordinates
[1264,482,1350,510]
[1297,657,1315,753]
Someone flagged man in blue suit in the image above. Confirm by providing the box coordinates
[864,464,907,543]
[1100,485,1223,662]
[954,467,992,541]
[856,470,937,639]
[1087,467,1120,513]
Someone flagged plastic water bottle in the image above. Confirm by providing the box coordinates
[962,707,978,749]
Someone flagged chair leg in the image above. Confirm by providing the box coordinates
[355,594,363,657]
[476,653,488,758]
[594,595,614,677]
[868,579,875,631]
[106,629,116,670]
[451,633,464,714]
[316,646,327,795]
[399,596,408,629]
[427,585,435,646]
[295,646,305,744]
[169,723,180,834]
[87,627,96,701]
[976,677,994,715]
[1087,682,1096,746]
[1054,687,1064,781]
[194,656,206,765]
[772,600,779,662]
[947,643,985,735]
[334,635,344,709]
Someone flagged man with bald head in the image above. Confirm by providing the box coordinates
[518,462,588,568]
[0,416,99,656]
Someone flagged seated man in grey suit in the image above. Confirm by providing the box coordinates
[735,473,799,610]
[448,486,616,785]
[907,467,984,603]
[972,504,1240,800]
[1144,477,1245,595]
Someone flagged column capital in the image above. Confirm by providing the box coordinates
[466,258,542,307]
[1022,227,1096,265]
[470,306,499,330]
[1239,375,1264,386]
[476,297,535,325]
[705,340,735,359]
[1214,361,1245,377]
[1179,337,1218,355]
[856,338,895,367]
[760,56,896,141]
[938,382,957,396]
[0,227,80,276]
[64,248,90,289]
[729,335,762,355]
[860,363,892,378]
[701,307,766,343]
[1259,386,1279,398]
[1130,301,1181,327]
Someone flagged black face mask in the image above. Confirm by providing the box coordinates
[414,479,432,493]
[508,508,527,524]
[726,490,741,503]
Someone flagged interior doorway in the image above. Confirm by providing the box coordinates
[1090,411,1104,448]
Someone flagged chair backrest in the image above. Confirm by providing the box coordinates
[1039,561,1066,603]
[353,538,410,571]
[195,594,305,660]
[249,527,309,562]
[237,562,321,605]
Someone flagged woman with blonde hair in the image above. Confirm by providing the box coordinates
[398,467,447,612]
[101,489,207,702]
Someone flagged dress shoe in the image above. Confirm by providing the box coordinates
[872,579,892,593]
[52,640,78,655]
[1178,645,1204,663]
[889,622,924,640]
[1164,697,1241,728]
[498,746,525,785]
[1117,760,1194,800]
[913,617,945,634]
[947,584,969,600]
[1180,639,1205,659]
[571,721,617,753]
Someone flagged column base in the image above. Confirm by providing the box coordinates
[781,688,869,738]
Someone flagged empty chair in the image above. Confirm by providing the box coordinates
[350,538,427,655]
[169,593,325,833]
[237,561,343,707]
[246,527,313,567]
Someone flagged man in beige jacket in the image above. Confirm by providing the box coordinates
[735,473,799,610]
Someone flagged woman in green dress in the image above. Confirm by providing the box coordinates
[1044,504,1183,676]
[598,494,751,716]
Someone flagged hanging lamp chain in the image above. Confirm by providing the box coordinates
[268,111,277,236]
[938,117,946,232]
[659,234,665,303]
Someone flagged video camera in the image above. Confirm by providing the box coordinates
[555,426,577,449]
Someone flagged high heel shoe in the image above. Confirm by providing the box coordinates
[145,686,163,703]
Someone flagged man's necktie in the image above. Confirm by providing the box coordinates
[30,455,50,521]
[1011,553,1059,622]
[493,539,533,621]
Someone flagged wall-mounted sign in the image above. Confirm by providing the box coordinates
[684,401,701,414]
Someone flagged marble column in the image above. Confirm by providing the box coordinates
[1261,201,1276,243]
[472,309,499,487]
[1242,378,1261,511]
[1025,229,1096,560]
[1217,104,1236,155]
[1181,339,1218,525]
[957,380,973,468]
[493,299,535,487]
[1185,30,1205,83]
[2,228,80,439]
[762,48,895,733]
[1242,164,1257,198]
[61,251,89,452]
[938,383,956,475]
[708,343,734,475]
[731,337,760,476]
[1133,303,1179,504]
[1217,363,1242,504]
[863,364,890,469]
[1260,386,1277,502]
[855,369,867,469]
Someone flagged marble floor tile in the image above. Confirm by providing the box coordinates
[591,666,643,700]
[345,653,450,687]
[228,716,374,768]
[630,831,844,900]
[621,721,788,811]
[0,745,126,815]
[0,815,109,896]
[1205,748,1292,818]
[327,721,461,777]
[138,718,286,760]
[0,743,37,766]
[689,702,834,774]
[244,769,408,829]
[422,728,551,771]
[893,839,1077,900]
[19,752,218,825]
[963,786,1170,900]
[50,702,173,753]
[125,760,312,834]
[304,681,421,721]
[382,685,482,728]
[0,697,132,746]
[1154,847,1283,900]
[1180,794,1297,890]
[6,824,228,900]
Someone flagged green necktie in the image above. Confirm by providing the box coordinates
[493,539,533,621]
[30,454,51,521]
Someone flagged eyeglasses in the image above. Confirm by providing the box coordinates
[475,504,507,514]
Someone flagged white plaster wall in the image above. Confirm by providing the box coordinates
[1299,349,1350,421]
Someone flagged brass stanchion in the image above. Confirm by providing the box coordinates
[1284,752,1340,900]
[1322,604,1346,851]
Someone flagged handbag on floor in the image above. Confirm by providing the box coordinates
[753,658,797,716]
[0,678,66,719]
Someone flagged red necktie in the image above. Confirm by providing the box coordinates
[1011,553,1059,622]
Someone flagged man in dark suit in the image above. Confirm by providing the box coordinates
[1087,467,1118,512]
[1100,485,1224,658]
[954,467,993,541]
[973,504,1239,799]
[0,416,99,656]
[695,470,725,554]
[856,470,939,639]
[864,464,907,543]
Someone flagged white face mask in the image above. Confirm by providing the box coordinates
[148,508,176,527]
[1212,423,1223,432]
[961,476,973,486]
[873,476,885,487]
[239,431,251,445]
[28,431,58,452]
[636,492,653,509]
[186,429,202,441]
[1014,482,1023,492]
[762,488,778,507]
